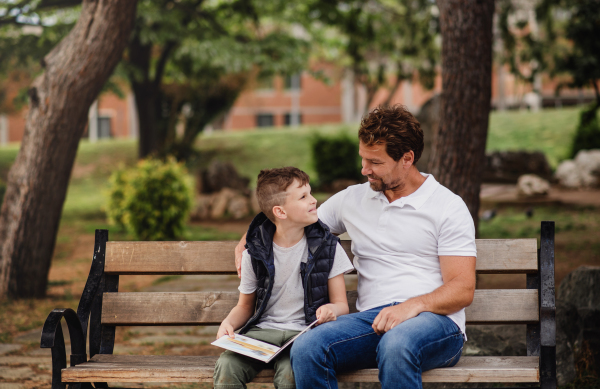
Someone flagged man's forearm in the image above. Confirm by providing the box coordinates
[406,275,475,316]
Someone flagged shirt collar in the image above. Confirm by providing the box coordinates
[366,173,439,210]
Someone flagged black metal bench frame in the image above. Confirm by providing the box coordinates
[41,222,557,389]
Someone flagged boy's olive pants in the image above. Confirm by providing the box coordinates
[213,327,301,389]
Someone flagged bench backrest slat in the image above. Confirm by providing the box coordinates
[104,239,538,275]
[101,289,539,326]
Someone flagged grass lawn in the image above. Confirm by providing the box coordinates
[486,107,581,167]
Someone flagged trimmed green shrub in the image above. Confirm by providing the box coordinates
[310,132,361,188]
[107,158,192,241]
[571,106,600,158]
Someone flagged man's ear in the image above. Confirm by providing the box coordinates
[272,205,287,220]
[403,151,415,167]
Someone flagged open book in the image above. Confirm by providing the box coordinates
[211,320,318,363]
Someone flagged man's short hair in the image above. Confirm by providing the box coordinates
[358,104,424,164]
[256,167,310,223]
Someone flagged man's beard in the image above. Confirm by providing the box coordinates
[368,175,404,192]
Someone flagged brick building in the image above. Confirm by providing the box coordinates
[0,64,597,145]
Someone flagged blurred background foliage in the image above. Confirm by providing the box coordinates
[107,158,193,241]
[310,131,361,188]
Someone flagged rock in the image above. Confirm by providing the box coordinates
[556,301,578,385]
[557,266,600,310]
[483,151,553,183]
[201,161,250,194]
[210,188,238,219]
[517,174,550,197]
[556,149,600,188]
[0,366,35,380]
[190,194,213,221]
[228,195,250,219]
[463,325,526,357]
[0,383,24,389]
[415,95,441,173]
[555,266,600,384]
[0,344,22,355]
[555,160,581,188]
[574,149,600,187]
[250,189,261,215]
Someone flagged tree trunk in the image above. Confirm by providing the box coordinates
[429,0,494,235]
[0,0,137,299]
[128,32,165,159]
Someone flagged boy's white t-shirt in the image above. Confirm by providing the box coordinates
[239,235,354,331]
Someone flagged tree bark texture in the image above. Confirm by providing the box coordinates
[429,0,494,235]
[128,31,164,159]
[0,0,137,298]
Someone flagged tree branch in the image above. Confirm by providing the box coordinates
[38,0,82,10]
[153,40,177,89]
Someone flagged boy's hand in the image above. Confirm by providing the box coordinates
[316,304,337,325]
[217,322,235,339]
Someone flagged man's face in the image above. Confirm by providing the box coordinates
[277,180,318,225]
[359,141,406,192]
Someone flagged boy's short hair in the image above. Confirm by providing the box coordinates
[256,167,310,223]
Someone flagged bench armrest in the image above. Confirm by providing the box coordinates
[41,308,87,389]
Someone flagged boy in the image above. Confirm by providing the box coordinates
[214,167,354,389]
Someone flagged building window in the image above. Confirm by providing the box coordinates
[98,117,112,138]
[284,74,302,91]
[284,113,302,126]
[256,114,274,128]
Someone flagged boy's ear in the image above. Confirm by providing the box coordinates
[272,205,287,220]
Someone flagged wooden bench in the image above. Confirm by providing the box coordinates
[41,222,557,389]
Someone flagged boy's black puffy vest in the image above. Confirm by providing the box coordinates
[238,212,339,334]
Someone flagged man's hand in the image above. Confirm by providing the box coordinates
[372,300,423,335]
[316,304,338,325]
[235,233,247,278]
[217,321,235,339]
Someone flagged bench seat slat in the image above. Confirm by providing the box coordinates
[104,239,538,275]
[61,355,540,383]
[101,289,539,326]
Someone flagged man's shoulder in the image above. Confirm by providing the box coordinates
[427,180,465,208]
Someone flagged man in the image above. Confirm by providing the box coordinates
[234,105,476,389]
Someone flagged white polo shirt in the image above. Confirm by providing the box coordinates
[317,173,476,335]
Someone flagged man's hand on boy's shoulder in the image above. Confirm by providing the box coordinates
[235,233,247,278]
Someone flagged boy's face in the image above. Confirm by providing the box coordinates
[274,180,318,226]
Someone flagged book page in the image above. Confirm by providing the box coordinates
[211,320,318,363]
[212,334,280,363]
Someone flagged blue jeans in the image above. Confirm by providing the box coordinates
[290,304,464,389]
